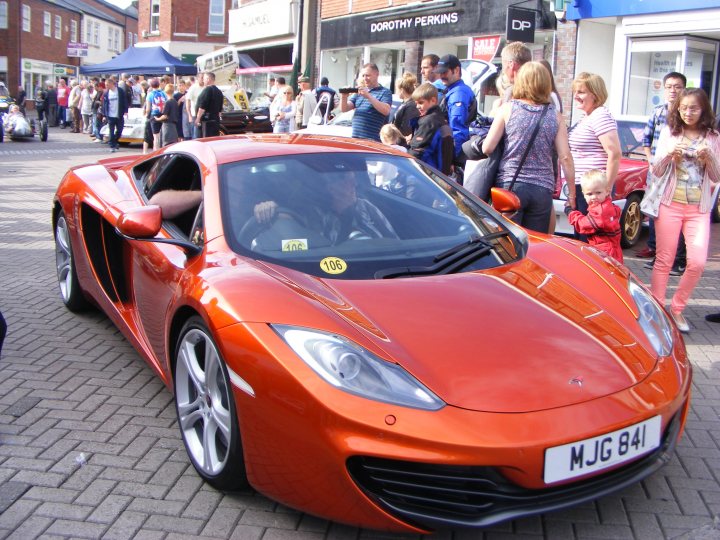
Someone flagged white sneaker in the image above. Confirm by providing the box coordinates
[671,311,690,333]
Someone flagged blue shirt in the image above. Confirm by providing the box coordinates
[442,79,475,157]
[350,85,392,142]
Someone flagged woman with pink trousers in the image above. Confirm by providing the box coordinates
[651,88,720,333]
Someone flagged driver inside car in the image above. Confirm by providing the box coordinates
[252,169,398,245]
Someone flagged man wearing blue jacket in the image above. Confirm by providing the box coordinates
[101,77,127,153]
[434,55,476,179]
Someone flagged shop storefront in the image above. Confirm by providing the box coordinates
[319,0,556,103]
[21,59,55,105]
[227,0,296,102]
[567,0,720,115]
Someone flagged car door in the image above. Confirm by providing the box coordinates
[130,154,205,375]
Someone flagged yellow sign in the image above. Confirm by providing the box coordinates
[234,89,250,110]
[320,257,347,275]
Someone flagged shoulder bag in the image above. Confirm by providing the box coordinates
[640,163,674,218]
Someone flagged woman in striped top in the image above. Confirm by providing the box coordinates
[568,73,621,237]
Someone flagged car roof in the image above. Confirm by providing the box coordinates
[194,133,406,165]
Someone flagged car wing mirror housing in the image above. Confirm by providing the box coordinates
[490,187,521,216]
[117,206,163,238]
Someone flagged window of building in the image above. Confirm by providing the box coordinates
[0,1,7,30]
[71,20,77,42]
[108,27,113,49]
[624,37,718,115]
[22,4,30,32]
[208,0,224,34]
[127,31,132,47]
[114,28,120,51]
[93,21,100,46]
[43,11,51,36]
[54,14,61,39]
[150,0,160,32]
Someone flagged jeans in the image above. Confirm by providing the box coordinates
[501,181,553,233]
[651,201,710,314]
[57,106,67,126]
[647,217,686,263]
[93,114,102,140]
[107,116,124,149]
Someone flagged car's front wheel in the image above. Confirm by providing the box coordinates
[174,316,248,490]
[54,210,90,311]
[620,193,643,248]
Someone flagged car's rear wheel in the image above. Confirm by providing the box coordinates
[620,193,643,248]
[174,316,248,490]
[54,210,90,311]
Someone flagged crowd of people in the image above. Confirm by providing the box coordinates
[24,72,223,153]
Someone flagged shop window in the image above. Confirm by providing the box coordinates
[0,2,7,30]
[624,37,717,116]
[208,0,224,34]
[22,4,30,32]
[150,0,160,32]
[54,15,61,39]
[43,11,51,36]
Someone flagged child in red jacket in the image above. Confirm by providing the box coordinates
[565,169,623,262]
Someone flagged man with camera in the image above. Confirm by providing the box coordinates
[339,63,392,142]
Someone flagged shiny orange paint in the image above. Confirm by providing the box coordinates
[53,135,692,532]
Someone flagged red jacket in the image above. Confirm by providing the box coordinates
[566,198,623,262]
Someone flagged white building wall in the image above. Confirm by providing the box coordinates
[574,18,617,112]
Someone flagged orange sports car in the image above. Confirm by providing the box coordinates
[52,134,691,533]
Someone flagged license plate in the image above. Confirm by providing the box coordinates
[544,416,662,484]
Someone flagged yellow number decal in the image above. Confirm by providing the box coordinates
[320,257,347,275]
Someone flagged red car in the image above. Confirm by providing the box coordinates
[53,134,691,532]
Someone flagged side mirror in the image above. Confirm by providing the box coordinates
[490,187,521,216]
[116,206,162,238]
[115,205,202,256]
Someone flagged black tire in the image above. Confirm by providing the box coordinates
[620,193,643,248]
[40,120,48,142]
[54,210,91,312]
[174,316,248,490]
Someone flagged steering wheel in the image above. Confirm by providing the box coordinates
[237,207,309,248]
[347,230,373,241]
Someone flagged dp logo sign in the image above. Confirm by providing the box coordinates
[506,6,535,43]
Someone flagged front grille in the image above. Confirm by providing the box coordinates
[347,412,681,530]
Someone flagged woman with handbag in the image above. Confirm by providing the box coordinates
[650,88,720,333]
[482,61,574,233]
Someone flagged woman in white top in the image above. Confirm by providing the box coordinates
[273,88,296,133]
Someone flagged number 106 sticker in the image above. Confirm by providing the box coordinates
[320,257,347,275]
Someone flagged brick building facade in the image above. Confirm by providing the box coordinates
[136,0,228,63]
[0,0,137,106]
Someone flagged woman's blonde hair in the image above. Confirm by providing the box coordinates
[396,72,418,97]
[512,61,551,104]
[572,72,608,106]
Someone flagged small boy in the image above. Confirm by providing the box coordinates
[408,83,454,176]
[564,169,623,262]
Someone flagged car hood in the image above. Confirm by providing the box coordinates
[223,238,656,413]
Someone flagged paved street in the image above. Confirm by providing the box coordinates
[0,127,719,540]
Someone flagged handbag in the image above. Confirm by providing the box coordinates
[640,164,674,218]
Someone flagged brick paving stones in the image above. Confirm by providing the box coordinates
[0,128,719,539]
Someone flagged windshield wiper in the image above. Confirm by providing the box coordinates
[375,234,494,279]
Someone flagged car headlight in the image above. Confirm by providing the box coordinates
[273,325,445,410]
[628,279,673,357]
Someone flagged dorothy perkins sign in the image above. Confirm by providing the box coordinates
[369,12,459,33]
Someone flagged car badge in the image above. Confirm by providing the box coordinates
[569,376,583,387]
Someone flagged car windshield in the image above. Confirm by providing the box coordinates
[618,120,646,158]
[219,152,524,280]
